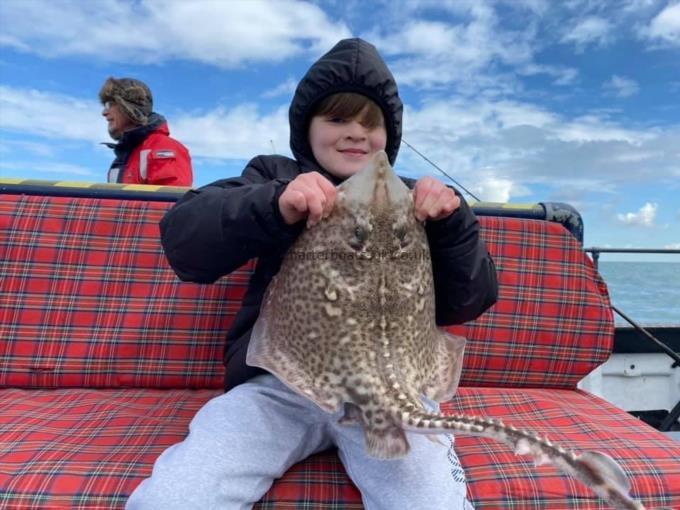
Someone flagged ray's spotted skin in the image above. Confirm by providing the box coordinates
[247,151,646,510]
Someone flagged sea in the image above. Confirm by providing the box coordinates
[597,261,680,326]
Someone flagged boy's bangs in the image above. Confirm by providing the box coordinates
[314,93,384,129]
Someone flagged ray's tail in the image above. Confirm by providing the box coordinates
[394,406,646,510]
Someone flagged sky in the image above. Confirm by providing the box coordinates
[0,0,679,261]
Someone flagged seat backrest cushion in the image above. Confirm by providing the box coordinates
[454,216,614,389]
[0,194,250,389]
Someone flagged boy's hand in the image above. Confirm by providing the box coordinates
[413,176,460,222]
[279,172,337,227]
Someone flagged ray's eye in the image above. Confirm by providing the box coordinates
[350,225,367,250]
[395,225,410,248]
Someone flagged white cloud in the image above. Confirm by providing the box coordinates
[552,114,652,144]
[0,139,57,158]
[405,98,556,140]
[474,175,528,202]
[616,202,658,226]
[612,149,663,162]
[642,2,680,45]
[603,75,640,97]
[369,7,536,89]
[401,96,679,198]
[509,0,550,15]
[0,85,105,143]
[519,64,579,86]
[0,160,96,177]
[621,0,659,12]
[171,104,290,160]
[0,0,351,67]
[262,78,298,99]
[561,16,614,50]
[665,242,680,249]
[0,84,291,161]
[3,83,679,201]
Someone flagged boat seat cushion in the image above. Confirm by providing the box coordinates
[456,215,614,389]
[1,194,612,391]
[0,194,252,390]
[1,387,678,509]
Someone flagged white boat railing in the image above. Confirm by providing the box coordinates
[585,247,680,269]
[581,247,680,431]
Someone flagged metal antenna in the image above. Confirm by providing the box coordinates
[402,139,481,202]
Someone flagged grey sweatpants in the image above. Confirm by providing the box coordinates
[126,374,473,510]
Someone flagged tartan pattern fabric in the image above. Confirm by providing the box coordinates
[0,194,253,389]
[1,194,612,392]
[0,388,362,510]
[0,388,219,509]
[447,387,680,509]
[254,451,363,510]
[2,191,674,509]
[453,216,615,390]
[1,387,677,509]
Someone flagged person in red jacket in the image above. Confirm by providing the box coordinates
[99,77,193,186]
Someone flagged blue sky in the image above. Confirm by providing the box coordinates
[0,0,678,260]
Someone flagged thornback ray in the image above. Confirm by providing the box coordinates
[247,151,646,510]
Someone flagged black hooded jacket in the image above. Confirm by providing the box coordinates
[159,38,498,390]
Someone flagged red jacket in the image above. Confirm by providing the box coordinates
[108,121,193,186]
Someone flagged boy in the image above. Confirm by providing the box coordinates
[127,38,497,509]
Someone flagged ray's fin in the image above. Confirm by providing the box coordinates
[422,332,466,402]
[365,425,410,460]
[578,451,632,492]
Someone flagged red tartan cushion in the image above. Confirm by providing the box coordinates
[0,191,671,509]
[448,388,680,509]
[1,194,612,392]
[455,216,614,389]
[0,194,253,389]
[1,387,677,509]
[0,388,218,509]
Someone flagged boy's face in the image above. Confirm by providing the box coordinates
[309,108,387,179]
